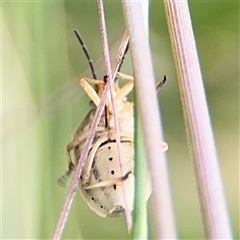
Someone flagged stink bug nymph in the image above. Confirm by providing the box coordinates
[60,30,167,218]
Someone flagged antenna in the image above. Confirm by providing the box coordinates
[74,29,98,80]
[116,40,129,73]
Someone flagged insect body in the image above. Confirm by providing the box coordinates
[66,72,135,217]
[63,30,167,218]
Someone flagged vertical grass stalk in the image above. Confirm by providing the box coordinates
[131,2,148,238]
[97,0,132,231]
[163,1,233,239]
[122,1,177,239]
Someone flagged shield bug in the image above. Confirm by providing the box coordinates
[61,30,167,218]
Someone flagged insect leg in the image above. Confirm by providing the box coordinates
[81,135,109,187]
[114,72,134,102]
[84,177,123,189]
[85,170,132,189]
[79,77,105,106]
[115,72,168,151]
[156,75,167,92]
[66,131,93,171]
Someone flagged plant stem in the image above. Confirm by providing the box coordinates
[163,1,233,239]
[122,1,177,239]
[97,0,132,231]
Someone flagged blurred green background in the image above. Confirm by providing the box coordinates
[2,1,238,239]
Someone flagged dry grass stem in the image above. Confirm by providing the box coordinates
[122,1,177,239]
[164,1,233,239]
[97,0,132,231]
